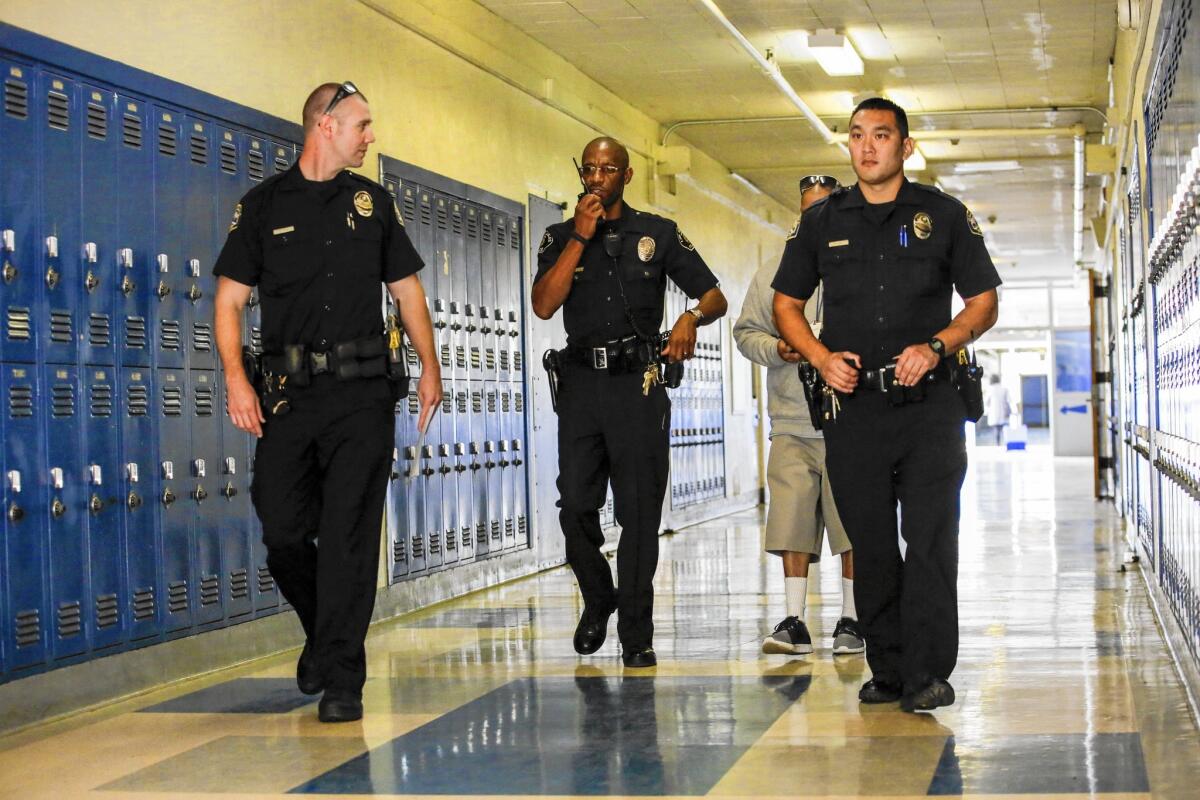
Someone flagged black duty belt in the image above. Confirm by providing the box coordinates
[565,334,653,371]
[262,335,393,384]
[856,360,952,392]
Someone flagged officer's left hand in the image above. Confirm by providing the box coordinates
[894,342,940,386]
[662,314,698,362]
[416,367,443,433]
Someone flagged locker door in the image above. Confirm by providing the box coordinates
[484,381,502,549]
[190,370,222,626]
[84,366,124,652]
[268,140,294,176]
[120,367,160,642]
[453,387,473,563]
[423,394,446,571]
[250,432,279,615]
[79,84,118,367]
[114,96,153,367]
[512,388,528,549]
[151,107,186,369]
[39,71,82,366]
[448,200,467,382]
[403,388,427,576]
[498,385,515,549]
[464,205,482,379]
[215,379,252,621]
[44,364,88,661]
[394,182,421,379]
[0,61,41,363]
[505,217,522,382]
[440,391,463,567]
[183,117,217,371]
[469,384,489,558]
[479,211,497,382]
[494,215,511,379]
[432,194,452,379]
[2,364,48,671]
[156,368,192,633]
[243,135,268,362]
[385,445,410,584]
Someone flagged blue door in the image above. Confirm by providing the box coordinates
[79,84,118,367]
[84,366,124,653]
[183,115,216,371]
[0,59,41,364]
[44,364,88,661]
[151,106,186,370]
[156,367,192,634]
[190,369,223,627]
[114,95,153,368]
[38,71,82,366]
[120,367,160,643]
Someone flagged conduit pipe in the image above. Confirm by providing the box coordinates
[839,127,1080,142]
[1073,123,1087,268]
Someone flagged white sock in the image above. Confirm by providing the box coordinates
[785,577,808,619]
[841,578,856,619]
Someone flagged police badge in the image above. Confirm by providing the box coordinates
[965,208,983,236]
[913,211,933,240]
[637,235,655,262]
[353,190,374,217]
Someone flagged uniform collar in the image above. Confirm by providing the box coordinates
[277,163,356,192]
[839,177,921,209]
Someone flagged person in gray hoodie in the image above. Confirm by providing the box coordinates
[733,175,863,656]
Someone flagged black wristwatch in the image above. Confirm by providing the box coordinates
[569,231,590,246]
[927,336,946,357]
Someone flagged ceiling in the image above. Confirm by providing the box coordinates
[474,0,1119,282]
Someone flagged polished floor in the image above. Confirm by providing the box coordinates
[2,450,1199,798]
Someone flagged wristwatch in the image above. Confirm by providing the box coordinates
[687,308,705,322]
[928,336,946,357]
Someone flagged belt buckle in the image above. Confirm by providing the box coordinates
[310,351,330,375]
[592,346,607,370]
[879,366,895,392]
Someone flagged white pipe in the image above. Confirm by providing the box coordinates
[1074,123,1087,267]
[696,0,848,156]
[835,127,1080,142]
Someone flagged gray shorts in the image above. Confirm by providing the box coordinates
[764,434,851,558]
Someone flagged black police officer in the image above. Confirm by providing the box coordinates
[772,98,1000,712]
[533,137,727,668]
[213,82,441,722]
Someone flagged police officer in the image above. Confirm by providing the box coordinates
[213,81,441,722]
[533,137,727,668]
[772,98,1000,712]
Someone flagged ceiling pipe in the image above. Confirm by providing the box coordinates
[1073,123,1087,268]
[838,127,1080,142]
[694,0,848,155]
[728,154,1075,173]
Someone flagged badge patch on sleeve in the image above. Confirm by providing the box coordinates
[393,200,405,227]
[228,203,242,232]
[538,231,554,254]
[353,190,374,217]
[965,208,983,236]
[786,215,802,241]
[676,228,695,251]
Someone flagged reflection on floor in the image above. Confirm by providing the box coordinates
[2,451,1199,798]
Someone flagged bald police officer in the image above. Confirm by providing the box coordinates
[214,81,441,722]
[772,98,1000,712]
[533,137,727,668]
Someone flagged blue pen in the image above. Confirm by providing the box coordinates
[900,224,908,248]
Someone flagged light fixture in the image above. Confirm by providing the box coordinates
[729,172,763,195]
[906,145,927,172]
[953,160,1022,174]
[807,30,864,77]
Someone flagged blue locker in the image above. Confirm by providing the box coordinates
[484,381,502,548]
[249,432,279,616]
[151,106,186,370]
[498,386,515,549]
[115,96,153,368]
[215,379,252,621]
[0,60,41,363]
[432,193,452,378]
[505,217,522,380]
[512,388,528,549]
[423,396,446,572]
[2,363,48,671]
[464,205,482,378]
[43,364,87,661]
[84,366,124,652]
[189,370,222,626]
[119,367,160,642]
[268,140,294,176]
[156,367,192,634]
[448,200,467,381]
[38,71,82,366]
[393,387,425,576]
[184,116,217,370]
[453,387,473,562]
[493,216,511,379]
[479,210,497,382]
[79,84,118,367]
[242,134,270,362]
[394,183,421,379]
[440,391,459,567]
[469,383,489,558]
[385,445,410,583]
[408,404,429,576]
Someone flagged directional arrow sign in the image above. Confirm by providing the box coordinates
[1059,404,1088,415]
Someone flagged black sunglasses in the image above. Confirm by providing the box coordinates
[323,81,366,115]
[798,174,839,195]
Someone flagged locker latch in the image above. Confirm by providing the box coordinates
[45,236,60,290]
[464,304,477,332]
[248,292,259,309]
[126,462,140,483]
[6,470,21,493]
[193,458,207,478]
[480,306,492,334]
[161,460,174,481]
[221,481,237,499]
[156,280,171,299]
[161,487,176,506]
[156,255,171,299]
[513,439,523,467]
[5,470,22,523]
[89,464,103,485]
[127,491,143,510]
[84,242,99,292]
[224,457,236,475]
[498,440,510,468]
[191,485,208,503]
[51,498,66,519]
[121,275,136,296]
[2,229,15,284]
[89,494,104,514]
[50,467,64,490]
[118,247,133,269]
[187,284,202,303]
[45,235,59,259]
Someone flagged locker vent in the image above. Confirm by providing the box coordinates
[4,77,28,118]
[505,519,514,537]
[57,601,82,637]
[470,348,481,370]
[189,131,208,165]
[9,385,33,418]
[219,140,237,174]
[89,313,111,348]
[451,207,463,234]
[436,203,447,230]
[481,217,491,242]
[486,392,497,413]
[247,148,265,181]
[411,535,424,559]
[440,343,451,367]
[419,197,431,226]
[132,587,155,621]
[195,385,214,416]
[445,528,456,551]
[518,516,527,538]
[460,525,470,548]
[167,580,188,613]
[51,383,75,418]
[126,384,148,416]
[159,319,181,351]
[496,224,507,248]
[405,344,418,367]
[510,224,519,249]
[407,391,419,414]
[514,352,523,372]
[86,101,107,139]
[456,391,467,413]
[250,326,263,354]
[125,315,147,349]
[455,346,466,369]
[50,310,73,342]
[157,121,177,157]
[192,321,212,352]
[490,520,501,540]
[14,609,40,647]
[90,383,113,418]
[257,565,275,594]
[95,593,119,629]
[392,539,407,564]
[6,306,31,340]
[47,89,69,131]
[230,568,249,600]
[441,391,452,414]
[501,391,510,413]
[476,522,486,544]
[161,385,183,416]
[485,350,495,371]
[199,574,220,606]
[466,213,478,238]
[430,531,441,555]
[514,392,524,413]
[274,153,290,172]
[121,113,142,149]
[402,192,416,223]
[500,351,510,372]
[471,390,482,413]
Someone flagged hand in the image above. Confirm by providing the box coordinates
[226,375,265,438]
[416,366,443,434]
[776,337,802,363]
[817,350,861,393]
[573,193,605,241]
[661,313,698,362]
[893,343,940,386]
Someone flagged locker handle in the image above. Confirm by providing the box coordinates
[484,461,496,470]
[45,235,59,259]
[156,280,171,299]
[438,465,452,475]
[192,485,208,503]
[222,482,237,499]
[481,323,492,334]
[51,497,66,519]
[187,284,202,303]
[45,265,60,290]
[469,462,481,471]
[1,229,13,252]
[121,275,136,296]
[513,458,523,467]
[510,330,519,338]
[434,318,447,329]
[465,322,477,332]
[89,494,104,514]
[127,491,143,510]
[2,260,14,284]
[7,502,23,523]
[421,467,435,477]
[498,459,510,468]
[450,321,462,331]
[247,293,259,309]
[161,487,176,506]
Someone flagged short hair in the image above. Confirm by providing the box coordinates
[302,83,341,132]
[582,137,630,170]
[850,97,909,140]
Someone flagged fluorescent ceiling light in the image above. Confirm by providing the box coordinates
[729,172,763,195]
[954,160,1022,174]
[807,30,864,76]
[906,145,927,172]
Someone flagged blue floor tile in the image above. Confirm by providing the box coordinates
[138,678,317,714]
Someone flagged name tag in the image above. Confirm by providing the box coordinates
[828,239,850,248]
[273,226,295,235]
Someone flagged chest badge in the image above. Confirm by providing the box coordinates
[353,190,374,218]
[637,236,655,262]
[913,211,933,240]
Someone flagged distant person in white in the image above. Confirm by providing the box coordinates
[984,375,1012,444]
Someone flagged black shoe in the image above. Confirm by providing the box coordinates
[622,647,657,668]
[296,642,323,696]
[901,678,955,713]
[318,690,363,723]
[858,677,903,704]
[762,616,813,655]
[573,605,614,655]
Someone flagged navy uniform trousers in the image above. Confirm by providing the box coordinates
[556,360,671,649]
[822,380,967,688]
[250,376,396,693]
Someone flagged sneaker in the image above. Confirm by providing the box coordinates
[762,616,813,655]
[832,617,865,655]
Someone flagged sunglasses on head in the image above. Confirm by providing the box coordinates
[323,81,366,115]
[798,174,839,195]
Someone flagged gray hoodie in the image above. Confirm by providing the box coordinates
[733,262,822,439]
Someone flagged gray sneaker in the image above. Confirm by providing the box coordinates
[762,616,813,655]
[832,617,865,654]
